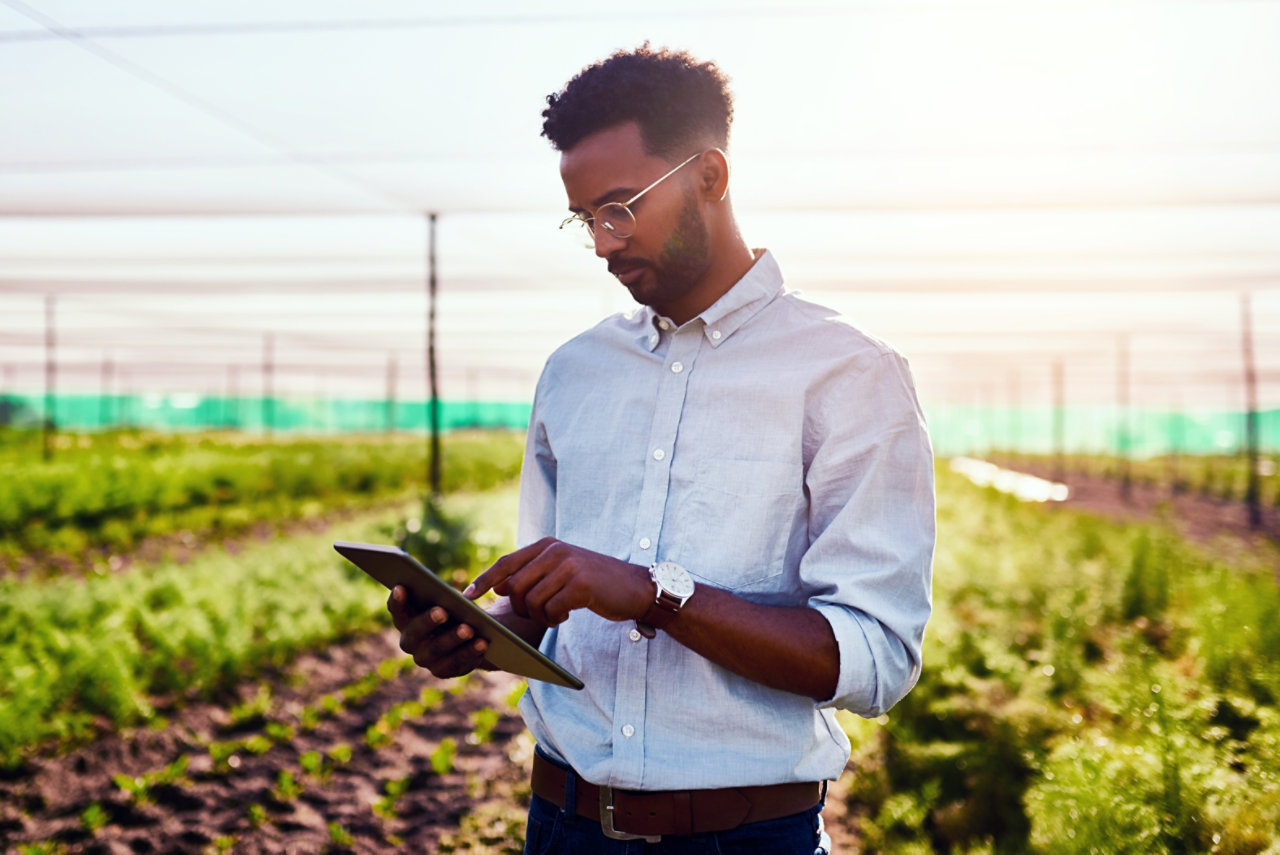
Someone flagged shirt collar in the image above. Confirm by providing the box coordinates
[644,249,783,351]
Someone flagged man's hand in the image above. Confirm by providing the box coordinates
[466,537,653,628]
[387,585,489,679]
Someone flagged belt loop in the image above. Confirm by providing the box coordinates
[563,761,578,825]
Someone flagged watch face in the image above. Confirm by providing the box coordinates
[653,561,695,598]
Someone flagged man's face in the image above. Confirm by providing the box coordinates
[559,121,711,318]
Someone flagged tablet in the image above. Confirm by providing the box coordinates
[334,541,583,690]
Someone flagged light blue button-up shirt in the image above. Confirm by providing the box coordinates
[517,250,935,790]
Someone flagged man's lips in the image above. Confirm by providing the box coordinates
[608,260,649,288]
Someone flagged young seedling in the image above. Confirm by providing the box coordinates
[79,802,109,835]
[299,749,327,780]
[468,707,500,745]
[272,769,303,803]
[372,775,411,820]
[328,822,355,847]
[429,738,457,776]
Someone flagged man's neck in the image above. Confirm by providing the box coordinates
[661,236,757,326]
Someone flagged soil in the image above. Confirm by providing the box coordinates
[0,630,532,854]
[991,456,1280,554]
[0,624,861,854]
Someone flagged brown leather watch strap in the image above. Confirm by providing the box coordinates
[636,598,678,638]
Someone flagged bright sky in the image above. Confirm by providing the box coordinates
[1,0,1278,412]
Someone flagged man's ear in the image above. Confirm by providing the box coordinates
[697,148,731,201]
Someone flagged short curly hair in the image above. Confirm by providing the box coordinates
[541,44,734,161]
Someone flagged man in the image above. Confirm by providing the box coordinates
[389,45,935,853]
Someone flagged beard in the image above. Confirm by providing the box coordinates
[652,188,711,298]
[614,188,712,313]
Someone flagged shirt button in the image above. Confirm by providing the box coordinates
[711,330,722,340]
[658,320,670,330]
[622,725,635,738]
[628,628,642,642]
[649,334,658,347]
[639,537,651,549]
[653,449,665,461]
[671,362,683,373]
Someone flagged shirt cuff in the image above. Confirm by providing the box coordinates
[810,602,918,717]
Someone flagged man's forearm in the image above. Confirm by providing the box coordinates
[663,586,840,701]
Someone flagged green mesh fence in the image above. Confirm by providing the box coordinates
[924,404,1280,457]
[1,393,1276,457]
[0,394,532,434]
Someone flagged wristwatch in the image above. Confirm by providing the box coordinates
[636,561,696,639]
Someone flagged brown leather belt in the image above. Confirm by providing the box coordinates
[531,750,822,841]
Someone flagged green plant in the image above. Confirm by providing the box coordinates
[840,464,1280,853]
[299,749,326,779]
[328,742,353,766]
[272,769,303,802]
[430,737,457,776]
[373,774,412,819]
[207,836,236,854]
[79,802,109,834]
[0,430,523,573]
[396,495,491,580]
[112,755,190,803]
[469,706,501,745]
[0,487,521,768]
[227,683,272,729]
[328,821,355,846]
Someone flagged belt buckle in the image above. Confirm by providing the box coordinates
[598,785,661,843]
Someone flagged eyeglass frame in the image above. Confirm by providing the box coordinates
[558,150,705,241]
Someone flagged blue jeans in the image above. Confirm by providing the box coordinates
[523,794,830,854]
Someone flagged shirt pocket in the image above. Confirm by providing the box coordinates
[675,458,803,591]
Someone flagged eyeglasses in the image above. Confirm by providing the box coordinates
[559,151,703,241]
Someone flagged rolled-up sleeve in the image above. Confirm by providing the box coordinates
[803,351,936,717]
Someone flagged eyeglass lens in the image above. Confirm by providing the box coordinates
[588,203,635,239]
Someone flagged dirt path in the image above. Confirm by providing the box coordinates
[1,630,531,854]
[994,457,1280,553]
[2,627,864,854]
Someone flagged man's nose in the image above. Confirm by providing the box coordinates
[593,225,626,258]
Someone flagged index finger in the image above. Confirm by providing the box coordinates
[467,537,555,599]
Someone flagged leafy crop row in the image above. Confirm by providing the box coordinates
[842,466,1280,853]
[0,483,520,769]
[0,429,523,569]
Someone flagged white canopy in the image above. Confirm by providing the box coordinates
[3,0,1279,414]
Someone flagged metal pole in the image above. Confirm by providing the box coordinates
[263,333,274,437]
[1053,359,1065,484]
[228,365,239,430]
[43,294,56,462]
[1008,368,1020,464]
[427,212,442,495]
[1169,391,1183,497]
[1242,293,1261,529]
[386,352,397,434]
[100,353,114,429]
[1119,334,1131,501]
